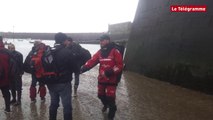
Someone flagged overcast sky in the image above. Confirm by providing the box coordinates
[0,0,139,33]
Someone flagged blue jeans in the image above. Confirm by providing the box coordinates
[47,82,72,120]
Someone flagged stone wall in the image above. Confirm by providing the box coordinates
[125,0,213,93]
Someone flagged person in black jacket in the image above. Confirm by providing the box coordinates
[47,33,77,120]
[8,43,24,106]
[64,37,83,97]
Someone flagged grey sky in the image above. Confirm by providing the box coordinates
[0,0,138,33]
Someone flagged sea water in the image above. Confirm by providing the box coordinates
[4,39,100,60]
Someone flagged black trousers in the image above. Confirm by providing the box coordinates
[0,86,11,110]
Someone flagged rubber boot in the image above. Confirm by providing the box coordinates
[30,86,36,102]
[39,85,46,101]
[107,97,117,120]
[108,105,117,120]
[98,95,108,112]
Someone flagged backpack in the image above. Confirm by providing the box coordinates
[79,47,91,66]
[24,51,34,74]
[113,43,125,59]
[29,44,59,84]
[113,43,125,83]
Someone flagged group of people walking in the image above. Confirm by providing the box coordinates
[0,32,124,120]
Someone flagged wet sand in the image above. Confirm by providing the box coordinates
[0,67,213,120]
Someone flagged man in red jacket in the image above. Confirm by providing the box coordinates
[81,34,123,120]
[0,36,15,113]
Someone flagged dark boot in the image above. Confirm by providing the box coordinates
[108,105,117,120]
[10,99,16,104]
[102,105,108,112]
[98,95,108,112]
[73,85,78,97]
[14,91,21,106]
[107,97,117,120]
[10,89,16,104]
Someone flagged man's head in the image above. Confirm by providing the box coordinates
[54,32,68,45]
[34,40,42,47]
[32,40,46,51]
[97,34,111,48]
[8,43,15,51]
[64,36,73,47]
[67,37,73,42]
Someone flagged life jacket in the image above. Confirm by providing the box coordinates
[101,43,125,83]
[99,47,123,85]
[84,43,123,85]
[30,43,58,84]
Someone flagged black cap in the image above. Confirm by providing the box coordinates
[55,32,67,44]
[97,34,110,41]
[67,37,73,42]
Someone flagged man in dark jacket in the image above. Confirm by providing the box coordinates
[0,36,15,113]
[64,37,84,97]
[47,33,77,120]
[8,43,24,106]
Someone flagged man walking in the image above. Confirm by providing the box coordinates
[64,37,91,97]
[80,34,123,120]
[46,33,77,120]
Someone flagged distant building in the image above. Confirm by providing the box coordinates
[108,22,132,42]
[0,22,132,44]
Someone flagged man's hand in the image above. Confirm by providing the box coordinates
[104,69,114,78]
[80,66,89,74]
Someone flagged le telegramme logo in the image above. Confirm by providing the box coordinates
[170,5,207,12]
